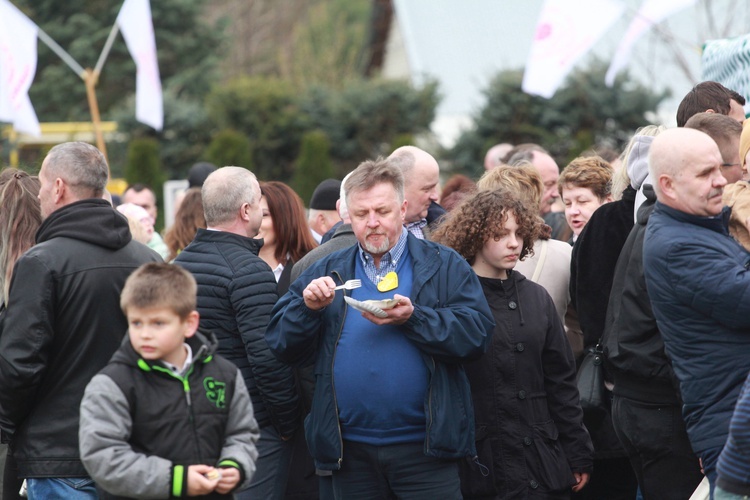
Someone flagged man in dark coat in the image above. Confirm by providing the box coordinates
[174,166,300,500]
[644,128,750,493]
[605,185,703,498]
[0,142,161,498]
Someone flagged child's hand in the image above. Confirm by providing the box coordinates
[187,464,219,496]
[215,467,241,494]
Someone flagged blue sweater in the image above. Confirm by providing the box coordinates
[335,251,428,445]
[265,234,494,470]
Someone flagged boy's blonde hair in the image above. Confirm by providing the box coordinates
[120,263,197,319]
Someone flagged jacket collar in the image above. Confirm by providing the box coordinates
[194,228,263,254]
[331,232,441,299]
[654,201,731,236]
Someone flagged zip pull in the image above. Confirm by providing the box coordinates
[472,455,490,477]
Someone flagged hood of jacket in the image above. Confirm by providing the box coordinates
[627,135,656,190]
[36,198,132,250]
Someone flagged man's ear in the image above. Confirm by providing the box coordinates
[315,212,328,232]
[53,177,65,204]
[401,200,407,221]
[705,109,717,114]
[184,310,200,338]
[658,174,677,201]
[239,202,251,222]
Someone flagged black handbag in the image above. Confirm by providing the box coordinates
[576,341,606,412]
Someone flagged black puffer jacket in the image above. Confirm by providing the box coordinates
[175,229,300,436]
[0,199,162,477]
[460,271,592,499]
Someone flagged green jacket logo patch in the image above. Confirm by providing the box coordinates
[203,377,226,408]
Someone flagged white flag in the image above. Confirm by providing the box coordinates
[522,0,624,99]
[605,0,697,86]
[0,0,40,136]
[117,0,163,131]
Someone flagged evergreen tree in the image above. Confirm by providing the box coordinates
[205,129,253,170]
[447,61,668,177]
[292,130,335,203]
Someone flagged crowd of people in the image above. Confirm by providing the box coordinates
[0,79,749,499]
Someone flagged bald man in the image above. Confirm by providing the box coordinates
[643,128,750,493]
[388,146,442,239]
[483,143,513,171]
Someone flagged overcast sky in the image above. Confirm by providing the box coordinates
[391,0,750,143]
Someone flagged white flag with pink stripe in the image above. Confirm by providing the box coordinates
[0,0,40,136]
[522,0,624,99]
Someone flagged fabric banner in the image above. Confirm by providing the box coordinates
[117,0,163,131]
[0,0,40,136]
[605,0,697,86]
[522,0,624,98]
[702,34,750,114]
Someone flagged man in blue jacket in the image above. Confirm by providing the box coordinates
[266,158,493,499]
[643,128,750,494]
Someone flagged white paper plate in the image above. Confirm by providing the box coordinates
[344,296,398,318]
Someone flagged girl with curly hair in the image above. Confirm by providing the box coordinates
[432,189,593,499]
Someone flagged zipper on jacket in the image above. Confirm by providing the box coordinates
[152,364,201,462]
[331,270,346,468]
[425,356,436,454]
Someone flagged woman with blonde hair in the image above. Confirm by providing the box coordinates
[0,169,42,307]
[0,168,42,500]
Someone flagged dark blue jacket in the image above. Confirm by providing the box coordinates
[265,234,494,470]
[643,202,750,452]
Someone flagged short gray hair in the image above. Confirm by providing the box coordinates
[202,166,258,226]
[44,142,108,198]
[344,158,404,207]
[338,171,353,220]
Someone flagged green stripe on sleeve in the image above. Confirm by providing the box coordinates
[217,459,240,470]
[172,464,184,497]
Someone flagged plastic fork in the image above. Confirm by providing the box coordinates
[332,279,362,291]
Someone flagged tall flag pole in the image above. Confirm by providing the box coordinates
[0,0,40,136]
[522,0,624,99]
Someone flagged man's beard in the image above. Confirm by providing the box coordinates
[364,233,390,255]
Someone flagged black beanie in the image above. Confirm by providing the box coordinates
[309,179,341,210]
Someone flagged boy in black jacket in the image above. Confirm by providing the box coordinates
[79,263,259,499]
